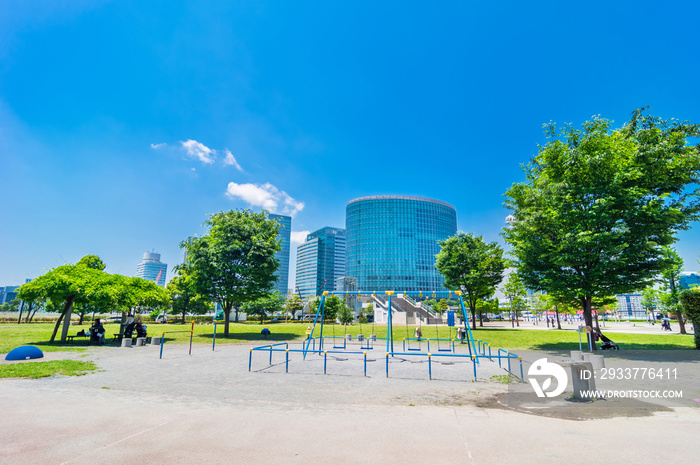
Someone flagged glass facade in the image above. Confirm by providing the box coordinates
[135,252,168,286]
[269,213,292,296]
[295,227,346,297]
[346,195,457,292]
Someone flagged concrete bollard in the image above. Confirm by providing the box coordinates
[582,353,605,369]
[151,336,161,346]
[570,362,597,400]
[135,338,146,347]
[570,350,584,360]
[345,334,352,341]
[121,338,132,348]
[357,334,364,342]
[370,334,376,341]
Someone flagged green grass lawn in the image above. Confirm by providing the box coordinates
[1,321,695,353]
[0,360,98,379]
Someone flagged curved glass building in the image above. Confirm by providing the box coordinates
[345,195,457,291]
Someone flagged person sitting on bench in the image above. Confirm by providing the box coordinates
[90,319,106,344]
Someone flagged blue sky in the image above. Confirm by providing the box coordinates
[2,0,700,287]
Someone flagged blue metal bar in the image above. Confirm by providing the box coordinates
[324,351,327,374]
[428,354,432,380]
[472,356,477,379]
[159,332,164,359]
[519,357,524,381]
[303,295,326,359]
[457,295,479,364]
[364,352,367,377]
[386,293,394,355]
[286,349,289,372]
[269,344,273,365]
[248,348,252,371]
[212,322,216,351]
[385,353,389,377]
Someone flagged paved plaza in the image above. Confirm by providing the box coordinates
[2,341,699,464]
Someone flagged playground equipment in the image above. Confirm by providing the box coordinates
[159,321,195,359]
[249,290,524,381]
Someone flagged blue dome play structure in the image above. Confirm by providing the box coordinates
[5,345,44,361]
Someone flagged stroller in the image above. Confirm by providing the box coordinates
[135,323,147,338]
[598,331,619,350]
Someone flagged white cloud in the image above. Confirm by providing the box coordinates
[150,142,166,149]
[290,230,311,245]
[222,149,243,171]
[180,139,215,164]
[225,181,305,217]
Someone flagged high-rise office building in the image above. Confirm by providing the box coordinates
[0,285,20,305]
[269,213,292,296]
[135,252,168,286]
[346,195,457,291]
[295,227,346,297]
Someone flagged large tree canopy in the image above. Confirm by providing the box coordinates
[503,109,700,346]
[435,233,506,330]
[18,262,111,342]
[182,209,281,336]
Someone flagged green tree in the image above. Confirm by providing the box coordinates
[17,262,112,343]
[503,272,527,328]
[312,295,344,321]
[241,293,284,324]
[679,289,700,348]
[337,304,354,326]
[641,287,661,320]
[435,233,506,330]
[286,294,304,320]
[167,268,213,323]
[658,247,687,333]
[475,296,498,327]
[504,109,700,348]
[182,210,281,337]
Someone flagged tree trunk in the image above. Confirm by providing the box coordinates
[581,295,596,351]
[25,302,34,323]
[677,309,687,334]
[478,310,484,327]
[78,309,85,325]
[510,301,514,328]
[60,297,76,343]
[17,301,25,324]
[555,309,561,329]
[224,303,234,337]
[28,307,38,323]
[50,311,66,342]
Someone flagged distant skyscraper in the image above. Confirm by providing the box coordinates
[295,227,346,297]
[269,213,292,296]
[0,285,20,305]
[135,252,167,286]
[345,195,457,291]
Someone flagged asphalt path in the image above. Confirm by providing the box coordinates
[1,342,699,464]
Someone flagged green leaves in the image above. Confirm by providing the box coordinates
[504,109,700,327]
[181,209,282,335]
[435,233,506,328]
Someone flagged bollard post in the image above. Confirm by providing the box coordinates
[269,345,273,365]
[498,349,502,368]
[364,351,367,377]
[212,322,216,351]
[159,332,165,359]
[472,356,477,379]
[428,354,432,380]
[385,353,389,378]
[249,348,252,371]
[488,344,491,361]
[324,351,327,374]
[519,357,524,382]
[189,321,194,356]
[286,350,289,373]
[427,338,430,352]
